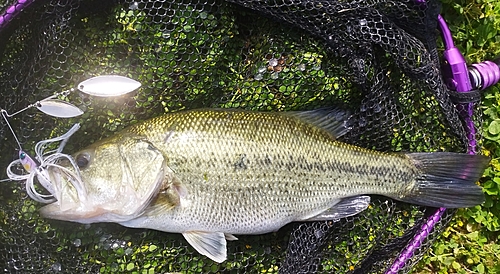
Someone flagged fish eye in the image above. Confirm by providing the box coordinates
[76,153,90,169]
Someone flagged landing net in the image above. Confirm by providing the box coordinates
[0,0,477,273]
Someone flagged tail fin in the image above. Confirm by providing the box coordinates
[400,152,489,208]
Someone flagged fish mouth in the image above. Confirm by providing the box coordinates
[39,145,169,223]
[30,153,88,214]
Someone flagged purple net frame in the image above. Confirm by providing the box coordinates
[1,1,500,273]
[0,0,35,29]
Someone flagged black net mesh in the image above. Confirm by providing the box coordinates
[0,0,476,273]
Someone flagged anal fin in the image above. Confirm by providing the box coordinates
[304,196,371,221]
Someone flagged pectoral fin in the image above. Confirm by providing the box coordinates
[304,196,371,221]
[183,231,228,263]
[143,176,188,216]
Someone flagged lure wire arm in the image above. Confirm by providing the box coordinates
[1,88,74,118]
[1,109,23,149]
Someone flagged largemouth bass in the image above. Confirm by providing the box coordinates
[41,108,488,262]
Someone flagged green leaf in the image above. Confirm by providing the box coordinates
[488,120,500,135]
[477,263,485,274]
[466,231,479,241]
[148,245,157,252]
[443,256,455,266]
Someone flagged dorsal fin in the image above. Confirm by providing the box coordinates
[286,107,351,138]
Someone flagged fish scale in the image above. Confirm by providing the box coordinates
[40,108,489,263]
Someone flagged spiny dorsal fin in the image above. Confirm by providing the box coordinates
[286,107,351,138]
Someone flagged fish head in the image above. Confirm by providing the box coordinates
[40,134,169,224]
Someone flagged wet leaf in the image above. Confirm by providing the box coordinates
[477,263,485,274]
[488,120,500,135]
